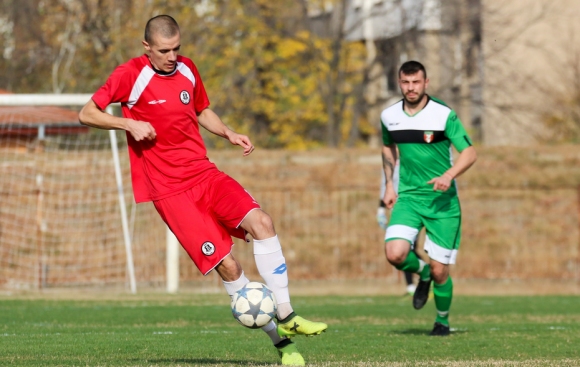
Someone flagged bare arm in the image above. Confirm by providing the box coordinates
[78,100,156,141]
[428,146,477,191]
[197,108,254,156]
[381,144,398,209]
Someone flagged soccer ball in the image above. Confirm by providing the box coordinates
[231,282,277,329]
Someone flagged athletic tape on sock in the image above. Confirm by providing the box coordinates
[253,235,282,255]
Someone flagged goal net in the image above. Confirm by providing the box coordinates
[0,94,161,292]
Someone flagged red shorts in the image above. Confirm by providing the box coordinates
[153,171,261,275]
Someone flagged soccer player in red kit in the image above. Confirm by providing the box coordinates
[78,14,326,366]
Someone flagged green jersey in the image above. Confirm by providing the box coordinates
[380,96,472,198]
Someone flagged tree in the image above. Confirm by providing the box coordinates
[541,28,580,143]
[0,0,367,148]
[0,0,50,92]
[300,0,367,147]
[479,0,571,145]
[186,0,340,149]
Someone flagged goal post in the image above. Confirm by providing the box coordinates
[0,94,96,106]
[106,106,137,294]
[0,94,148,292]
[166,229,180,293]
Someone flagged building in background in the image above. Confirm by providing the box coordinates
[0,90,87,152]
[311,0,580,146]
[481,0,580,145]
[331,0,483,146]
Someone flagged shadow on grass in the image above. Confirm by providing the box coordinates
[142,358,273,365]
[391,328,468,336]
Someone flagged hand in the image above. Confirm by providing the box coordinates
[227,132,255,156]
[382,188,397,209]
[126,119,156,141]
[427,173,453,192]
[376,207,388,230]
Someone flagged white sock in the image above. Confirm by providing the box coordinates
[261,320,285,345]
[222,271,250,299]
[253,235,293,319]
[222,271,285,345]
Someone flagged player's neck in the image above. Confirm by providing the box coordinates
[403,94,429,116]
[147,56,177,76]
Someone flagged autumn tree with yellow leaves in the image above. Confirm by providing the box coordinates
[0,0,369,149]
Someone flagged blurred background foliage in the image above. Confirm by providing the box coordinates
[0,0,370,149]
[1,0,580,147]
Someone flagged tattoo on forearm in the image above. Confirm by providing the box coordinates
[382,152,394,183]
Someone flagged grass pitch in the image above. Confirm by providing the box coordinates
[1,293,579,366]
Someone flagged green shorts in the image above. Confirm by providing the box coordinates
[385,194,461,264]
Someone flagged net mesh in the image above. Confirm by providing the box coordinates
[0,118,131,289]
[0,99,578,292]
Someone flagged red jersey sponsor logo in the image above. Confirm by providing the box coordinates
[148,99,166,104]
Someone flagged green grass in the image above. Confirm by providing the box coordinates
[1,294,579,366]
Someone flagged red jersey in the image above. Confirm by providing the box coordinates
[92,54,219,203]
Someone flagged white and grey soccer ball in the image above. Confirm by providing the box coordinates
[231,282,277,329]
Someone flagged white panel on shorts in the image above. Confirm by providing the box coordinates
[127,67,156,110]
[385,224,419,243]
[424,234,458,264]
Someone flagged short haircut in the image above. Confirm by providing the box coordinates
[399,61,427,79]
[144,15,180,44]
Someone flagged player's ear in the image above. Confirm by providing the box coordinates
[142,40,151,52]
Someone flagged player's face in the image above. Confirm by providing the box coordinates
[399,71,429,105]
[142,33,181,73]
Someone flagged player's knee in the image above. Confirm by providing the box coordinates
[255,210,275,232]
[432,273,448,284]
[245,209,276,239]
[430,266,449,284]
[385,242,406,265]
[385,248,405,266]
[386,255,405,266]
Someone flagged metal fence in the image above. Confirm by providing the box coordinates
[1,140,578,290]
[128,186,580,286]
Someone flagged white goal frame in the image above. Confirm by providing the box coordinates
[0,94,137,294]
[0,94,183,293]
[0,94,143,292]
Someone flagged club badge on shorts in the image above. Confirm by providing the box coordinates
[201,241,215,256]
[180,90,190,105]
[424,131,434,143]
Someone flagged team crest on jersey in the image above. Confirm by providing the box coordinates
[424,131,434,143]
[180,90,191,105]
[201,241,215,256]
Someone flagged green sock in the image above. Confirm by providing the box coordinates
[433,276,453,326]
[395,251,430,280]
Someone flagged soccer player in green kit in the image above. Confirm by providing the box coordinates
[380,61,477,336]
